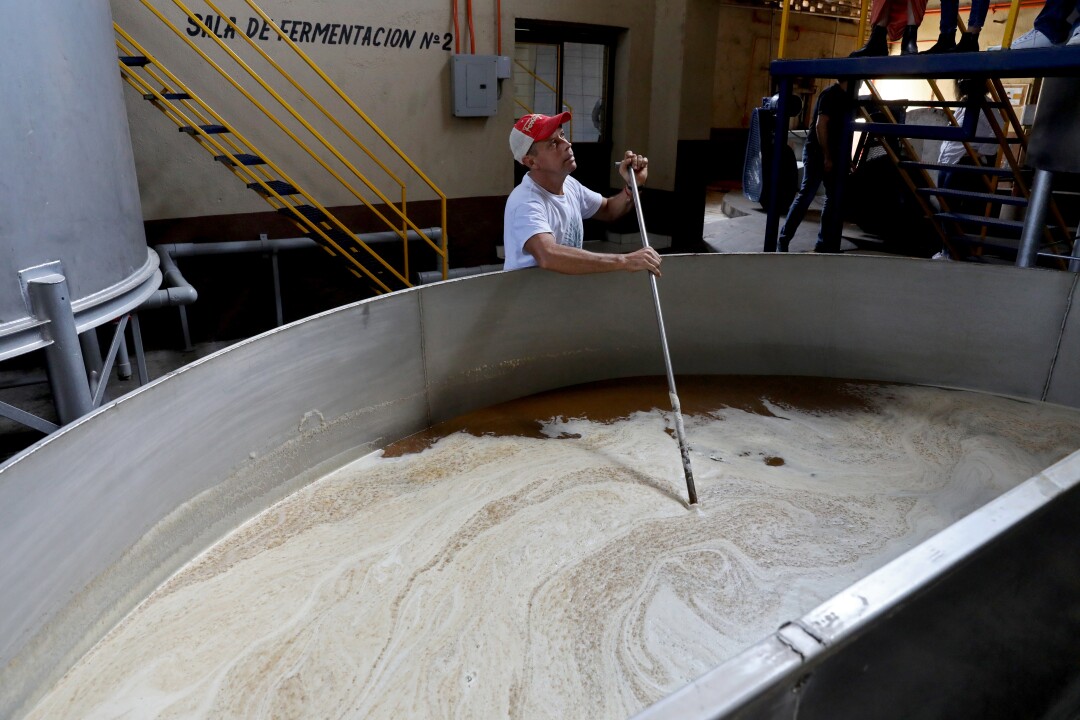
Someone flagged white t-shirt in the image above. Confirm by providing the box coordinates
[938,107,999,166]
[503,174,603,271]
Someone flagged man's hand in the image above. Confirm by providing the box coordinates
[624,247,662,277]
[619,150,648,189]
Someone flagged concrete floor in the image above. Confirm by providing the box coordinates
[703,187,885,255]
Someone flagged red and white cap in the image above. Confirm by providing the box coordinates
[509,112,571,163]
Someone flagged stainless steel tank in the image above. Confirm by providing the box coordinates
[2,255,1080,718]
[0,0,158,361]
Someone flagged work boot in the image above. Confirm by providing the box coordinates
[955,31,981,52]
[901,25,920,55]
[924,31,956,53]
[850,25,888,57]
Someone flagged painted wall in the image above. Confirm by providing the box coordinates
[110,0,662,223]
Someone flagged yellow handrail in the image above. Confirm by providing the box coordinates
[176,5,446,256]
[120,64,398,291]
[116,28,404,291]
[778,0,792,59]
[514,59,558,95]
[139,2,426,258]
[856,0,871,49]
[241,0,448,276]
[198,1,408,194]
[1000,0,1024,48]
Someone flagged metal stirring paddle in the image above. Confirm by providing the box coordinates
[617,161,698,505]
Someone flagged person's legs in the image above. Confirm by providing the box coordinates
[779,145,823,252]
[926,0,959,51]
[851,0,890,56]
[967,0,990,31]
[938,0,959,34]
[1034,0,1073,43]
[949,0,988,50]
[815,166,844,253]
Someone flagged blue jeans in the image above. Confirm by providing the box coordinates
[778,144,843,252]
[1034,0,1080,42]
[938,0,990,33]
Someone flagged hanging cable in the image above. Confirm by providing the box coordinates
[453,0,460,53]
[496,0,502,55]
[467,0,476,53]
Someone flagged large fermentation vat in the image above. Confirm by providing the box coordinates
[0,0,158,362]
[2,255,1080,718]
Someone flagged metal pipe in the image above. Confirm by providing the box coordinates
[1017,169,1052,268]
[178,305,193,352]
[0,400,58,435]
[270,243,283,328]
[130,313,148,386]
[620,163,698,506]
[764,79,791,253]
[116,331,133,380]
[1070,224,1080,274]
[157,228,440,259]
[79,328,103,389]
[27,274,94,425]
[416,265,504,285]
[91,316,130,408]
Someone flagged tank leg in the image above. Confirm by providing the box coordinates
[79,328,103,390]
[28,274,93,425]
[130,312,149,386]
[1017,169,1053,268]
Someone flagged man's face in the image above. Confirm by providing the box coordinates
[527,127,575,173]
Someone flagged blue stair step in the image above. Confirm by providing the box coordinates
[179,124,228,135]
[919,188,1028,206]
[899,161,1018,177]
[321,228,360,249]
[214,153,265,166]
[119,56,150,67]
[280,204,328,225]
[936,212,1026,234]
[247,180,299,196]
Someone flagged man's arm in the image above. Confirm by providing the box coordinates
[524,232,661,276]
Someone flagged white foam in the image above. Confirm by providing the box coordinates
[26,383,1080,719]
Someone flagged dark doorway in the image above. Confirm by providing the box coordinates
[512,20,622,195]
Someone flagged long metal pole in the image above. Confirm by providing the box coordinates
[619,164,698,505]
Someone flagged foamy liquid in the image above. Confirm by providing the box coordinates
[26,379,1080,719]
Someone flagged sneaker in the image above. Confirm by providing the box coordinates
[931,251,952,261]
[1068,25,1080,46]
[989,27,1056,50]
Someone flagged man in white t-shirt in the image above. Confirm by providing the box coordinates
[503,112,661,276]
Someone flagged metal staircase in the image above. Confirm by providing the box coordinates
[115,0,449,294]
[763,48,1080,266]
[853,77,1075,262]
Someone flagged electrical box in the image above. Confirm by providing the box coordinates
[496,55,511,79]
[451,55,498,117]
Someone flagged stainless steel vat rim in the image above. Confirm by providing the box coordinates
[3,254,1080,719]
[0,249,161,362]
